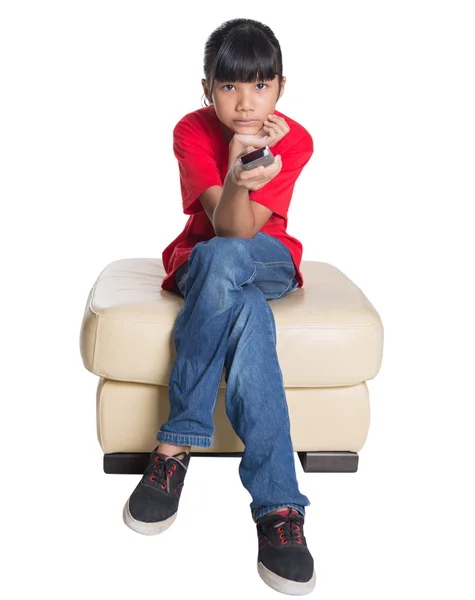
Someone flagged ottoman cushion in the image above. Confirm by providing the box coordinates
[80,258,384,387]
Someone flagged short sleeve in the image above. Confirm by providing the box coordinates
[173,118,223,215]
[249,133,313,220]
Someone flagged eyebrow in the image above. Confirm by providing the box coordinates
[221,80,272,85]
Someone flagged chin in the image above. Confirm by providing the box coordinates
[233,124,261,132]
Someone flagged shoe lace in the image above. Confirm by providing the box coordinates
[272,511,304,546]
[148,453,184,492]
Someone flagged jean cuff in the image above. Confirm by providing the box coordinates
[156,430,214,448]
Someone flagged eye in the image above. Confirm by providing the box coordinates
[222,83,269,91]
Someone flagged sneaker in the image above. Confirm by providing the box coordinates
[123,447,191,535]
[256,507,316,595]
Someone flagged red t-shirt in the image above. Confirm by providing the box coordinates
[161,104,313,293]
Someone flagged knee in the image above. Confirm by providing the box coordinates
[189,236,248,268]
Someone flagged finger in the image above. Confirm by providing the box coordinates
[267,115,290,133]
[239,167,261,180]
[267,115,284,126]
[268,115,287,126]
[263,120,281,133]
[262,157,280,171]
[264,124,284,141]
[262,127,276,142]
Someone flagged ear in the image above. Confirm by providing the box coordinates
[202,78,212,103]
[278,76,286,99]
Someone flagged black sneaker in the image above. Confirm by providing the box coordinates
[256,507,316,595]
[123,447,191,535]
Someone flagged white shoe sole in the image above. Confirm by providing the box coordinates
[123,498,178,535]
[258,560,316,596]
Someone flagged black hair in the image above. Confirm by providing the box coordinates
[201,18,283,107]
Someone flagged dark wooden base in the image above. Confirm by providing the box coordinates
[297,451,359,473]
[104,450,359,474]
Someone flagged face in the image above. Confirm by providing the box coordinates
[201,76,286,142]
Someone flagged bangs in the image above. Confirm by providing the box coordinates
[212,30,279,85]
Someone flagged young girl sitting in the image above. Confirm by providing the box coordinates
[123,17,316,596]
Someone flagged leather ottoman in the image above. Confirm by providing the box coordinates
[80,258,384,474]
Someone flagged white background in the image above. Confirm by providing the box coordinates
[2,1,474,598]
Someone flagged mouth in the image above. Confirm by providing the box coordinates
[234,120,259,125]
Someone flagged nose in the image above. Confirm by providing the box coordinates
[236,90,253,112]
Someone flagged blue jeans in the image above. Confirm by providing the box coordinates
[157,232,311,522]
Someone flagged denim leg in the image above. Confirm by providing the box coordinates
[157,234,310,522]
[223,282,311,522]
[157,236,258,448]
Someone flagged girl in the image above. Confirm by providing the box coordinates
[123,18,316,595]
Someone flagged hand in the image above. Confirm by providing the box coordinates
[231,114,290,150]
[227,146,283,191]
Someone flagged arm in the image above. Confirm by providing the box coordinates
[213,138,283,238]
[212,175,255,238]
[201,183,273,240]
[212,117,296,237]
[211,139,254,238]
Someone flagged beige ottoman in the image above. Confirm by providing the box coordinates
[80,258,384,474]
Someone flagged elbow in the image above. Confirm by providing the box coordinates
[213,204,256,239]
[213,219,253,239]
[213,228,255,239]
[213,212,255,238]
[213,227,239,238]
[213,221,229,237]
